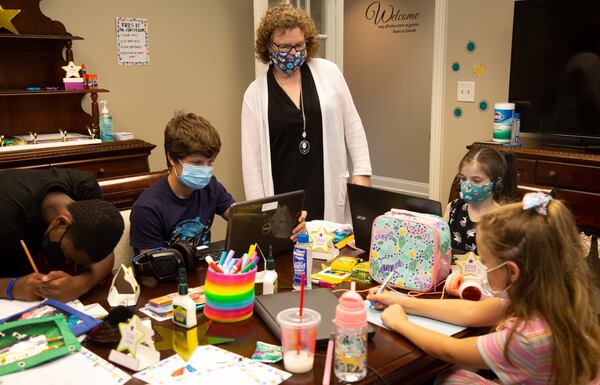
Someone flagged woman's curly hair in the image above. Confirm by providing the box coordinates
[255,2,319,64]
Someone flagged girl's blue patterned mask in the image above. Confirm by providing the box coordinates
[460,180,493,203]
[270,49,306,75]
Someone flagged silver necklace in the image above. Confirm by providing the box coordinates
[299,89,310,155]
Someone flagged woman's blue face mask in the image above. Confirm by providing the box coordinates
[176,160,212,190]
[270,49,306,75]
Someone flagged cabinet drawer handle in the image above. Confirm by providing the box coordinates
[548,170,558,179]
[97,168,106,177]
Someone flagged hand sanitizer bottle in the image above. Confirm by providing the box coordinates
[172,267,197,328]
[334,282,367,382]
[99,100,113,141]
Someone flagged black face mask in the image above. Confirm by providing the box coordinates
[41,226,70,269]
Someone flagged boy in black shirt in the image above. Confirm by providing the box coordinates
[0,168,124,302]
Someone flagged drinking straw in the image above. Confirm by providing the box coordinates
[297,273,306,354]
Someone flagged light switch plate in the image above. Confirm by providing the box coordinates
[457,81,475,102]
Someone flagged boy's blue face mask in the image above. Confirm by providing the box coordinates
[460,180,493,203]
[177,160,212,190]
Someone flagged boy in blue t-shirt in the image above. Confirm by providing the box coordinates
[131,112,305,253]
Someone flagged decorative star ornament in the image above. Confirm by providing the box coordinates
[0,6,21,35]
[473,64,486,77]
[116,315,146,357]
[309,226,335,253]
[62,61,81,78]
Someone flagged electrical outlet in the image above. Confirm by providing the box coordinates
[457,81,475,102]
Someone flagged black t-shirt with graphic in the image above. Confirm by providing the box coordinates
[448,198,478,255]
[0,168,102,277]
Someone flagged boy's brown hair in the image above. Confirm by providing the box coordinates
[164,111,221,169]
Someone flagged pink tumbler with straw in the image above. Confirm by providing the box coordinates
[334,288,367,382]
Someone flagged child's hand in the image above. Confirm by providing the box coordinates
[366,287,400,310]
[381,304,409,330]
[290,210,308,241]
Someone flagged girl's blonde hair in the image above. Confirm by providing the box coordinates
[478,199,600,385]
[255,2,319,64]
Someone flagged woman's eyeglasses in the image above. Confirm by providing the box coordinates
[271,41,307,54]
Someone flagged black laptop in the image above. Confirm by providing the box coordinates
[225,190,305,257]
[254,288,375,347]
[347,184,443,251]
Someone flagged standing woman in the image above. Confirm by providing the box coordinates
[241,3,372,223]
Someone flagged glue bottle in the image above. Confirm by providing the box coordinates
[293,233,312,290]
[263,245,278,295]
[172,267,197,328]
[334,282,367,382]
[99,101,113,141]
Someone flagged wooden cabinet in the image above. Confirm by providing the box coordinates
[469,142,600,230]
[0,0,154,177]
[0,139,156,178]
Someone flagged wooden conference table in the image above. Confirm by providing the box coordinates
[80,249,467,385]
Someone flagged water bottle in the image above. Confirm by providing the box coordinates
[334,283,367,382]
[292,233,312,290]
[99,100,113,141]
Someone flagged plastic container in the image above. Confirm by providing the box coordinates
[99,101,113,142]
[63,78,84,90]
[334,284,367,382]
[293,233,312,290]
[511,112,521,144]
[493,102,515,143]
[276,307,321,373]
[172,267,197,328]
[203,265,257,322]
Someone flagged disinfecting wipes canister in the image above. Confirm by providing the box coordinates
[493,102,515,143]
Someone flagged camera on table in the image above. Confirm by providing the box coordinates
[132,237,207,282]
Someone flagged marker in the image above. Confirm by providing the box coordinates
[229,257,244,274]
[311,279,334,288]
[370,272,394,307]
[218,250,227,266]
[223,250,235,268]
[205,256,224,273]
[224,258,237,274]
[240,253,249,269]
[240,260,257,274]
[247,243,256,261]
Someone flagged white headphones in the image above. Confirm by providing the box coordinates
[445,273,484,301]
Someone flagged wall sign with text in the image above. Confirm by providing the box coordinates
[116,17,150,65]
[364,1,421,34]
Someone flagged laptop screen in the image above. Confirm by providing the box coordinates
[225,190,305,257]
[347,184,443,251]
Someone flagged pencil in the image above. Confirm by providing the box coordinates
[20,239,39,273]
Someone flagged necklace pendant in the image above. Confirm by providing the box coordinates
[299,139,310,155]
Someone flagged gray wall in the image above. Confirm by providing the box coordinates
[42,0,255,239]
[344,0,435,184]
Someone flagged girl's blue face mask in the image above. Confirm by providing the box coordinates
[460,180,493,203]
[177,160,212,190]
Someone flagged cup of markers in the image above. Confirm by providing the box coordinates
[203,248,260,323]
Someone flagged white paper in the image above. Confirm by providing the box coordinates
[365,297,466,337]
[0,347,131,385]
[134,345,291,385]
[116,17,150,65]
[0,299,41,319]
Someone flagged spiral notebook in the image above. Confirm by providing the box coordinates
[254,288,375,347]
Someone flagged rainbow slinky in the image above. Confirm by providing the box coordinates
[204,266,257,322]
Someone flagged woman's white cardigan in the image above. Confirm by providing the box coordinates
[241,58,372,224]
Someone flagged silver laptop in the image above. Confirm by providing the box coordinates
[225,190,305,257]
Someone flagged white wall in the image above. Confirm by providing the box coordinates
[41,0,255,239]
[439,0,515,203]
[344,0,435,188]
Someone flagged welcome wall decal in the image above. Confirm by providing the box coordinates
[364,1,421,34]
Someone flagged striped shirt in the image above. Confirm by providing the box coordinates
[437,317,552,385]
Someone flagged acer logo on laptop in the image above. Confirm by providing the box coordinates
[356,215,367,221]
